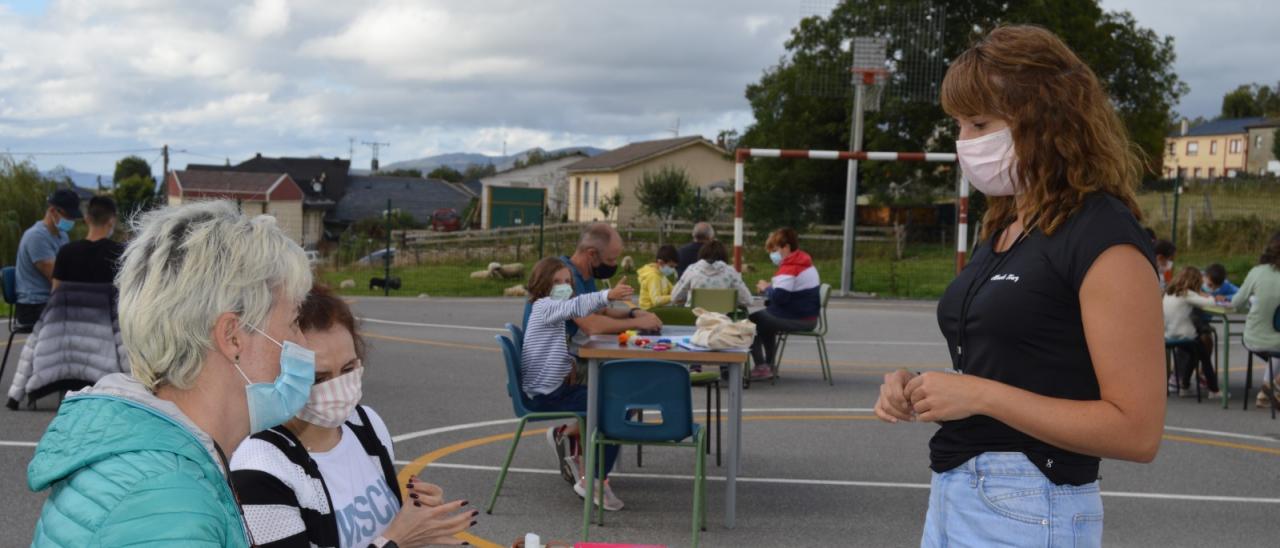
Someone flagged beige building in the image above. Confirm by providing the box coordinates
[565,136,733,224]
[166,170,308,245]
[1245,119,1280,176]
[1163,117,1267,179]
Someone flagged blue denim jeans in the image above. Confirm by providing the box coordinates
[921,452,1103,548]
[526,383,619,479]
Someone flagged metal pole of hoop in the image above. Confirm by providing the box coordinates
[839,67,888,296]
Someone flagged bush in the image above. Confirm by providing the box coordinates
[1,156,56,267]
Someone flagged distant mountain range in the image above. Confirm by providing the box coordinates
[371,146,605,175]
[41,166,113,190]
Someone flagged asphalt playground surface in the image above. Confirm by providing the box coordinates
[2,296,1279,547]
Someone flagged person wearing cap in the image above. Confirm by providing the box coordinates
[14,189,82,326]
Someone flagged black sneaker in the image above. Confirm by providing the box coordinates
[546,425,575,484]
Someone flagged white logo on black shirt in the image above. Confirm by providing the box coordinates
[990,273,1020,283]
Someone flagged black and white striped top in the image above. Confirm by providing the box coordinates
[520,290,609,396]
[229,406,400,548]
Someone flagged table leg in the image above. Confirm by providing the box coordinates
[725,361,743,529]
[583,358,601,540]
[1220,316,1230,409]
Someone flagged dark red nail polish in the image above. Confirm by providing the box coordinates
[410,494,418,499]
[470,520,477,527]
[414,501,422,507]
[461,500,470,507]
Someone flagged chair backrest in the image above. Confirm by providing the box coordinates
[815,283,832,335]
[1273,305,1280,332]
[650,306,697,326]
[2,266,16,306]
[597,359,694,442]
[495,335,532,417]
[691,288,737,315]
[506,322,525,352]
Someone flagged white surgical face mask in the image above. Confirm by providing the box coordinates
[956,127,1018,196]
[297,365,364,429]
[549,283,574,301]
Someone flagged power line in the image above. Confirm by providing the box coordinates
[172,149,226,160]
[2,147,162,157]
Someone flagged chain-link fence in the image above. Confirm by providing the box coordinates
[1139,177,1280,257]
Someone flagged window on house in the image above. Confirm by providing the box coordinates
[1229,139,1241,154]
[1193,167,1201,178]
[1208,167,1216,178]
[1186,141,1198,155]
[581,178,587,207]
[1209,141,1218,155]
[593,180,599,207]
[1258,135,1265,149]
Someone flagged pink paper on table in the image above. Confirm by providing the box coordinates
[574,544,666,548]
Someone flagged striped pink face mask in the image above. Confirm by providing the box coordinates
[296,365,364,428]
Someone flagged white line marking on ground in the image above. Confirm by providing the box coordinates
[397,462,1280,504]
[0,441,37,448]
[1164,426,1280,443]
[360,318,507,332]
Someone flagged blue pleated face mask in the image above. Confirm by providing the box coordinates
[233,323,316,433]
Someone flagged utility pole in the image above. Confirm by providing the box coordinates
[162,144,169,179]
[349,137,356,161]
[363,141,390,172]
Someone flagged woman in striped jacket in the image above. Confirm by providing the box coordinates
[522,257,634,511]
[231,284,476,548]
[750,228,822,380]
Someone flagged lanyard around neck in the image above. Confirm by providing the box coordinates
[955,228,1029,372]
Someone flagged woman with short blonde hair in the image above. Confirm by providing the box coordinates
[28,200,315,547]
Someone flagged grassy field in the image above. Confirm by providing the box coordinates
[320,242,961,300]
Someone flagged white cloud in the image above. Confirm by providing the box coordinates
[3,0,1268,176]
[236,0,291,38]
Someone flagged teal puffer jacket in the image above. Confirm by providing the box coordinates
[27,373,249,547]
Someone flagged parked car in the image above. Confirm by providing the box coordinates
[431,208,461,232]
[357,247,396,265]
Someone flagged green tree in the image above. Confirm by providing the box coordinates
[678,187,731,223]
[739,0,1186,228]
[1273,128,1280,168]
[354,210,421,239]
[634,166,692,244]
[113,174,157,223]
[1222,86,1262,118]
[462,163,497,180]
[1,155,56,267]
[427,165,464,182]
[380,168,423,178]
[113,155,153,185]
[598,188,622,223]
[1219,83,1280,119]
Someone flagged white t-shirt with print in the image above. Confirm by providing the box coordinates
[311,408,399,548]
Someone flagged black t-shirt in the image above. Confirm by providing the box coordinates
[52,238,125,284]
[676,241,704,277]
[933,192,1155,485]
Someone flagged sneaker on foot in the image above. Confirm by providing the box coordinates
[574,479,624,511]
[1206,390,1221,400]
[750,364,773,380]
[547,426,574,484]
[1258,390,1274,408]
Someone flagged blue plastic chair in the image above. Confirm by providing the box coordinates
[506,322,524,352]
[582,359,707,547]
[485,334,584,514]
[2,266,35,382]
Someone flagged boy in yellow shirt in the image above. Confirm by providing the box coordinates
[636,245,678,309]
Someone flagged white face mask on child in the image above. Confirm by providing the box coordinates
[550,284,573,300]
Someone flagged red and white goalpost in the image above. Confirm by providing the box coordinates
[731,148,969,280]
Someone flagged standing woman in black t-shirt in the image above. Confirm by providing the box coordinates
[873,26,1164,547]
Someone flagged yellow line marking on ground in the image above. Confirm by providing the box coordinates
[1161,434,1280,456]
[364,332,498,352]
[394,413,1277,546]
[0,337,27,349]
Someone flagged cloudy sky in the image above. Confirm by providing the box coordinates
[1,0,1276,176]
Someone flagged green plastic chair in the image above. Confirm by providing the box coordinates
[650,305,697,326]
[691,288,737,314]
[774,283,833,385]
[583,359,707,547]
[485,333,584,514]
